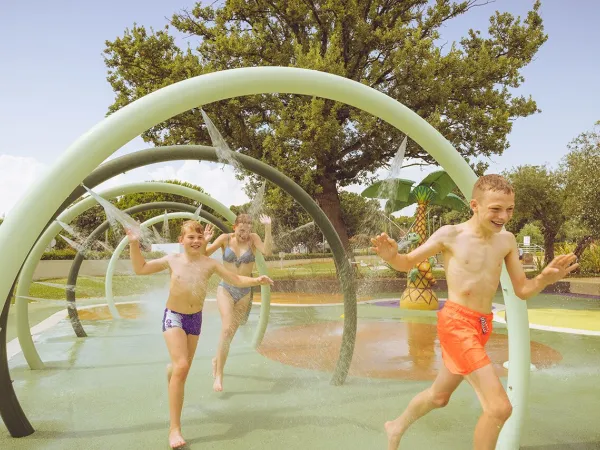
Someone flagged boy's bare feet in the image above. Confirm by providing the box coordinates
[169,428,186,448]
[384,420,405,450]
[213,375,223,392]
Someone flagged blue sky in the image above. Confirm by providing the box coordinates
[0,0,598,217]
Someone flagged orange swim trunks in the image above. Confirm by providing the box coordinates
[437,300,494,375]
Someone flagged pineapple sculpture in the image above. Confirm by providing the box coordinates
[362,170,469,310]
[399,186,438,310]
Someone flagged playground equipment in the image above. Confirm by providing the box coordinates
[0,67,530,449]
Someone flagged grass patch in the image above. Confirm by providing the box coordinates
[26,274,172,300]
[21,262,447,302]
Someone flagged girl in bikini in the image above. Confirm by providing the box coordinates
[204,213,273,392]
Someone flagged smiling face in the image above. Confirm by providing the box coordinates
[233,214,253,243]
[178,221,205,254]
[234,222,252,242]
[471,190,515,233]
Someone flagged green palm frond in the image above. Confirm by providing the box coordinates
[362,178,414,201]
[412,185,435,203]
[418,171,456,199]
[431,193,469,210]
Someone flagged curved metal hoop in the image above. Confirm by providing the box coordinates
[0,68,527,449]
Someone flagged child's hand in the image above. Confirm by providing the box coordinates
[255,275,274,286]
[203,224,214,242]
[259,215,272,227]
[370,233,398,262]
[539,253,579,284]
[125,228,140,243]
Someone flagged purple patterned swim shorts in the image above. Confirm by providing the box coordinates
[162,309,202,336]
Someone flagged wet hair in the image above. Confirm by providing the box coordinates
[234,214,252,226]
[472,174,514,199]
[179,220,204,237]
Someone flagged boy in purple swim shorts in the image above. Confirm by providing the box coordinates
[126,220,273,449]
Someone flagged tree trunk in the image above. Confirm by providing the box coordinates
[314,175,351,252]
[573,235,594,259]
[543,229,556,265]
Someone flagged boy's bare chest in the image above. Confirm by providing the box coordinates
[447,237,507,271]
[170,261,210,286]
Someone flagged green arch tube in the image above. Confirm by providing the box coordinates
[65,201,230,332]
[0,67,528,447]
[15,182,269,370]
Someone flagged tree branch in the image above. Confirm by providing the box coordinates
[304,0,328,56]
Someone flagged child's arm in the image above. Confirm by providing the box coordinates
[126,230,169,275]
[371,226,450,272]
[251,215,273,256]
[205,233,227,257]
[505,233,578,299]
[211,260,273,288]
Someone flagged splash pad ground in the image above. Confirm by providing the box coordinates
[2,289,600,449]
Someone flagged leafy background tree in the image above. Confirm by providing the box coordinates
[561,123,600,243]
[516,222,544,247]
[103,0,547,250]
[503,165,564,263]
[70,180,210,246]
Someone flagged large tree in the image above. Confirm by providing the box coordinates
[562,124,600,245]
[103,0,547,250]
[504,165,564,264]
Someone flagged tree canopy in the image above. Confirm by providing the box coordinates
[503,165,564,263]
[103,0,547,249]
[562,124,600,239]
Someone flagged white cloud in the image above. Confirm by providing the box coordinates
[0,155,250,217]
[0,155,49,217]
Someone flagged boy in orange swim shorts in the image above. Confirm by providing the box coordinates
[371,174,579,450]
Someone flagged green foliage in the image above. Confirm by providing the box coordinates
[556,218,592,243]
[440,208,471,225]
[503,165,564,262]
[103,0,547,248]
[40,248,78,260]
[561,125,600,237]
[339,191,384,237]
[555,243,600,275]
[516,222,544,246]
[69,180,209,243]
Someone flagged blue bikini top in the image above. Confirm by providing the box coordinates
[222,234,255,267]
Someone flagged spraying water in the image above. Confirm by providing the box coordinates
[81,185,153,243]
[58,233,90,255]
[200,109,243,170]
[151,225,165,244]
[377,136,408,201]
[56,220,113,253]
[192,204,203,221]
[389,136,407,179]
[248,180,267,219]
[162,210,170,240]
